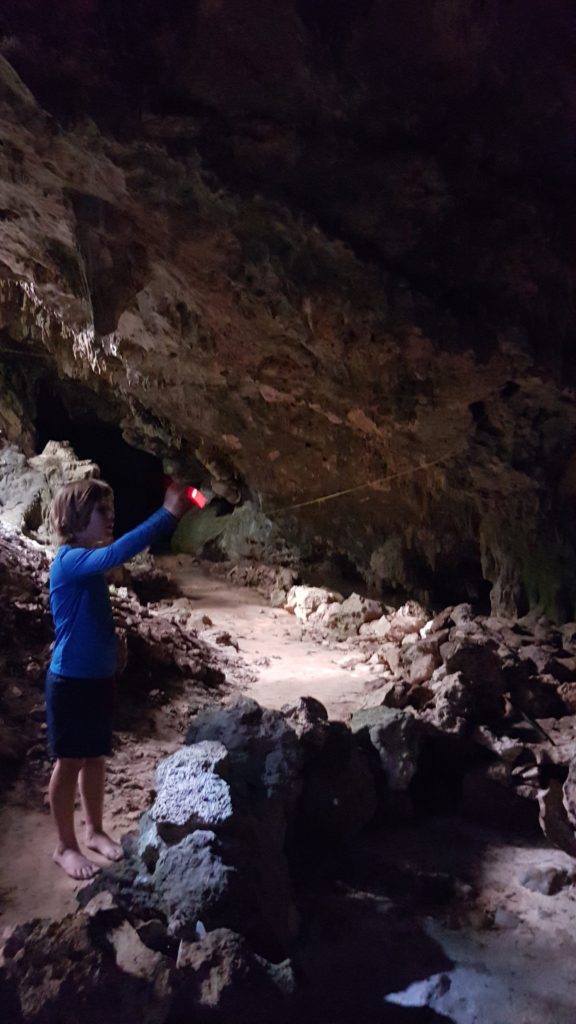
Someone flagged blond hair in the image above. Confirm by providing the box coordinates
[50,479,113,545]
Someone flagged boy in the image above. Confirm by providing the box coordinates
[47,477,190,879]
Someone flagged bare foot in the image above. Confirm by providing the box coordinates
[86,831,124,861]
[53,847,100,880]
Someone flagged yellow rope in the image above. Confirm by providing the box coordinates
[266,451,454,516]
[1,340,508,519]
[265,383,510,517]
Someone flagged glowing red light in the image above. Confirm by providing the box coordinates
[187,486,207,508]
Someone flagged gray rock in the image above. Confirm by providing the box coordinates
[299,724,378,840]
[151,742,233,843]
[408,649,440,686]
[285,585,343,622]
[317,592,384,638]
[0,912,172,1024]
[538,780,576,857]
[518,865,576,896]
[450,603,474,626]
[280,696,329,750]
[154,830,236,939]
[186,698,304,805]
[137,810,167,872]
[423,672,470,735]
[174,928,294,1024]
[351,705,423,791]
[441,637,504,693]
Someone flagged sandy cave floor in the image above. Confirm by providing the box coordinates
[2,559,576,1022]
[0,560,371,930]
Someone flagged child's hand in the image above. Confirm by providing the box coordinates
[163,482,191,519]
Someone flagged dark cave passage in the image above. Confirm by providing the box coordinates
[34,389,166,538]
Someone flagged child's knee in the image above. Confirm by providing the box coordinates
[83,755,106,767]
[57,757,86,774]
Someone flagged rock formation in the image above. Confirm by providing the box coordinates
[0,3,575,615]
[3,7,576,1019]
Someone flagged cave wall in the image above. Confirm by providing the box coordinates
[1,2,576,616]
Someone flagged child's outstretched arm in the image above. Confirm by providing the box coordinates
[58,484,191,579]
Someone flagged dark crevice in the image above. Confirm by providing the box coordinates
[34,386,165,536]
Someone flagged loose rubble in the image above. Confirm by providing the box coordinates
[284,586,576,853]
[4,559,576,1020]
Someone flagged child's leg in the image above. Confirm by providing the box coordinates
[79,756,123,861]
[49,758,100,880]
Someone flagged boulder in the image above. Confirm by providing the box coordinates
[315,592,384,637]
[402,637,443,685]
[280,696,330,751]
[518,865,576,896]
[508,674,565,719]
[186,697,304,806]
[351,706,424,791]
[440,637,504,691]
[151,742,233,844]
[562,758,576,832]
[137,810,167,872]
[517,644,575,681]
[558,682,576,714]
[424,672,481,735]
[174,928,294,1024]
[153,830,238,940]
[0,913,172,1024]
[298,723,377,842]
[285,586,343,622]
[539,779,576,857]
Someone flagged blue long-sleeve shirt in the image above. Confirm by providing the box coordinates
[49,507,177,678]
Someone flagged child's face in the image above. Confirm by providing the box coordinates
[75,497,115,547]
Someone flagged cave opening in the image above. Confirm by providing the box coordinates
[429,558,493,616]
[34,387,166,538]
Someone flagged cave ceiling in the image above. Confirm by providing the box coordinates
[1,1,576,615]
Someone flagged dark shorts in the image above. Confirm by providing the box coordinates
[45,670,116,759]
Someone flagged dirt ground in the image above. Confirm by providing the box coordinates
[0,560,372,929]
[2,558,576,1023]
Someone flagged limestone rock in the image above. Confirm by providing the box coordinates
[362,601,429,642]
[517,645,574,681]
[315,592,384,638]
[0,440,99,536]
[351,705,424,791]
[424,672,474,735]
[539,780,576,858]
[563,758,576,832]
[151,742,233,843]
[280,696,330,750]
[441,637,504,691]
[0,913,172,1024]
[285,586,344,622]
[508,674,565,719]
[518,865,576,896]
[402,637,443,685]
[1,3,576,612]
[299,722,378,841]
[153,830,237,940]
[186,697,304,805]
[0,444,46,531]
[174,928,294,1024]
[558,682,576,715]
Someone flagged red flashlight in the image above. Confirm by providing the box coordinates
[187,486,207,508]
